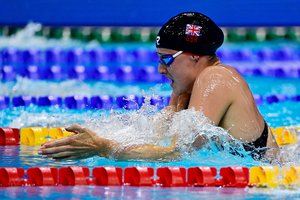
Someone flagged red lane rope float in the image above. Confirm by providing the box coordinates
[156,167,187,187]
[93,166,122,186]
[188,167,217,187]
[1,166,300,188]
[219,166,249,187]
[124,167,154,186]
[0,128,299,188]
[59,166,90,186]
[27,167,58,186]
[0,128,19,145]
[0,168,25,187]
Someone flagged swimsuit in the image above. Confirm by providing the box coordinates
[242,121,269,160]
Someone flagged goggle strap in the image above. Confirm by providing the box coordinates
[172,51,183,58]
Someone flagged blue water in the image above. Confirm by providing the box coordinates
[1,26,300,199]
[0,77,300,167]
[1,185,300,199]
[0,83,300,199]
[1,76,300,128]
[0,77,300,199]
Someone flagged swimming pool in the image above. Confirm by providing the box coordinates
[1,25,300,199]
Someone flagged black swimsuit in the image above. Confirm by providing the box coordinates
[242,121,269,160]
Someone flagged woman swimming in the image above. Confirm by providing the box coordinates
[39,12,279,162]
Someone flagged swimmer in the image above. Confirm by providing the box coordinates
[39,12,279,162]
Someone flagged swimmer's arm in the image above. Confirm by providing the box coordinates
[39,125,179,161]
[113,136,180,161]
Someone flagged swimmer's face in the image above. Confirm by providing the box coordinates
[157,48,199,95]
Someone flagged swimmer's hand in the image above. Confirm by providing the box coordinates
[39,124,180,161]
[39,124,117,160]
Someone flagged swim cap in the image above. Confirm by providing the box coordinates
[156,12,224,55]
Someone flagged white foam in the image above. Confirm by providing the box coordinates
[0,23,82,49]
[0,77,170,97]
[83,99,249,160]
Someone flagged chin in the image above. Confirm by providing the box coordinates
[172,88,185,96]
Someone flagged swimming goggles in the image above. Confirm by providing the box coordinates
[159,51,183,66]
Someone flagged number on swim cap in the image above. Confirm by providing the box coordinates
[156,36,160,46]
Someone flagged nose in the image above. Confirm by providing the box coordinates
[158,63,167,74]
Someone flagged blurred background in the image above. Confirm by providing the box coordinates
[0,0,300,26]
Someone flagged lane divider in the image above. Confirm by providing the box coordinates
[0,94,299,111]
[250,166,280,187]
[1,47,300,68]
[0,126,299,146]
[0,95,167,110]
[1,63,300,81]
[156,167,186,187]
[271,127,298,146]
[282,166,300,187]
[94,167,123,186]
[2,26,300,42]
[20,127,73,145]
[1,166,300,188]
[20,127,49,146]
[0,127,73,146]
[0,128,19,145]
[1,126,300,188]
[188,167,217,187]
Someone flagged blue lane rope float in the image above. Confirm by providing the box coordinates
[1,47,300,66]
[1,47,300,81]
[1,63,299,81]
[90,95,113,109]
[12,96,37,107]
[0,64,166,82]
[0,94,300,110]
[0,96,9,109]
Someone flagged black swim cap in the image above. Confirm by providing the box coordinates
[156,12,224,55]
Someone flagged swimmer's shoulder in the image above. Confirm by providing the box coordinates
[196,63,241,81]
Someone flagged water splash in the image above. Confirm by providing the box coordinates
[83,97,256,164]
[0,77,170,97]
[275,127,300,166]
[0,23,82,49]
[6,95,299,167]
[8,106,90,128]
[13,23,42,41]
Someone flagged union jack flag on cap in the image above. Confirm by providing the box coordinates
[185,24,202,36]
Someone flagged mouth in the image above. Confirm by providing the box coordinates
[169,78,174,87]
[165,75,174,85]
[166,75,173,81]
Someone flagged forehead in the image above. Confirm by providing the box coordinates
[156,48,177,55]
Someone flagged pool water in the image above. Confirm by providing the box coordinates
[1,26,300,199]
[0,77,300,199]
[1,185,300,199]
[1,76,300,128]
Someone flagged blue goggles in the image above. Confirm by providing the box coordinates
[158,51,183,66]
